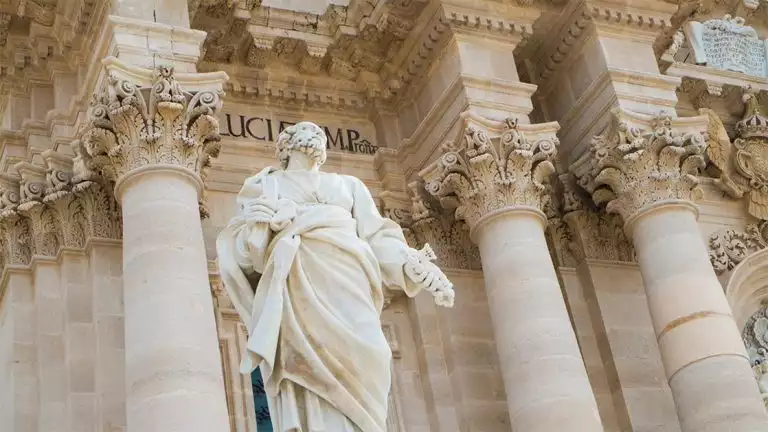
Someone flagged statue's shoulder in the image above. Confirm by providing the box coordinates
[238,166,278,202]
[245,166,278,185]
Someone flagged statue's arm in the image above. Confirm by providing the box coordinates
[349,176,454,307]
[216,170,276,322]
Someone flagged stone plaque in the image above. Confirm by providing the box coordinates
[688,15,767,78]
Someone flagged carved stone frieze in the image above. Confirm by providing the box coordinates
[81,64,225,185]
[708,222,767,275]
[421,114,560,233]
[570,108,708,222]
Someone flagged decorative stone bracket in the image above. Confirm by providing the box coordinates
[79,57,229,216]
[570,107,709,224]
[420,111,560,237]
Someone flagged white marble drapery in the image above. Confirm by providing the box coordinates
[217,167,423,432]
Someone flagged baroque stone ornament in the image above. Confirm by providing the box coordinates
[405,181,481,270]
[742,307,768,408]
[708,222,768,275]
[706,88,768,221]
[80,58,227,215]
[571,108,708,222]
[421,113,560,233]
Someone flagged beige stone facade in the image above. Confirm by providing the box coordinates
[7,0,768,431]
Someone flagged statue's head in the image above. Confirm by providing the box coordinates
[276,122,327,169]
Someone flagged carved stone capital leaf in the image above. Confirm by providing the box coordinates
[80,58,229,188]
[570,108,708,222]
[421,113,560,232]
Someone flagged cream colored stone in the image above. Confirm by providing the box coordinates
[7,2,768,431]
[217,121,454,431]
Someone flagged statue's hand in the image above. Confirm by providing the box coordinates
[243,198,297,231]
[403,244,455,307]
[243,199,278,225]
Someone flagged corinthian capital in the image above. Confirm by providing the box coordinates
[570,108,708,223]
[420,113,560,233]
[80,57,229,186]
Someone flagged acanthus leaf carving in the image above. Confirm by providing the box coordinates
[708,222,767,275]
[406,182,480,271]
[81,64,224,180]
[422,114,560,232]
[15,162,59,257]
[81,62,226,219]
[571,108,708,222]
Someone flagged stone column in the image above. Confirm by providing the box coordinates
[80,59,230,432]
[422,114,603,432]
[572,108,768,432]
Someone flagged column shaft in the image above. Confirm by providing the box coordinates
[629,202,768,431]
[474,208,603,432]
[118,166,229,432]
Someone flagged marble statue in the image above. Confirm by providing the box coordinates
[216,121,455,431]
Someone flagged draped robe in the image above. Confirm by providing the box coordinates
[216,167,421,431]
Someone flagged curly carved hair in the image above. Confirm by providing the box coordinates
[275,122,328,169]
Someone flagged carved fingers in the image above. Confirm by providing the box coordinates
[243,199,278,225]
[403,253,455,308]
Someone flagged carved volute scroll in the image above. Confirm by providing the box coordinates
[80,58,228,215]
[570,108,708,223]
[420,113,560,234]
